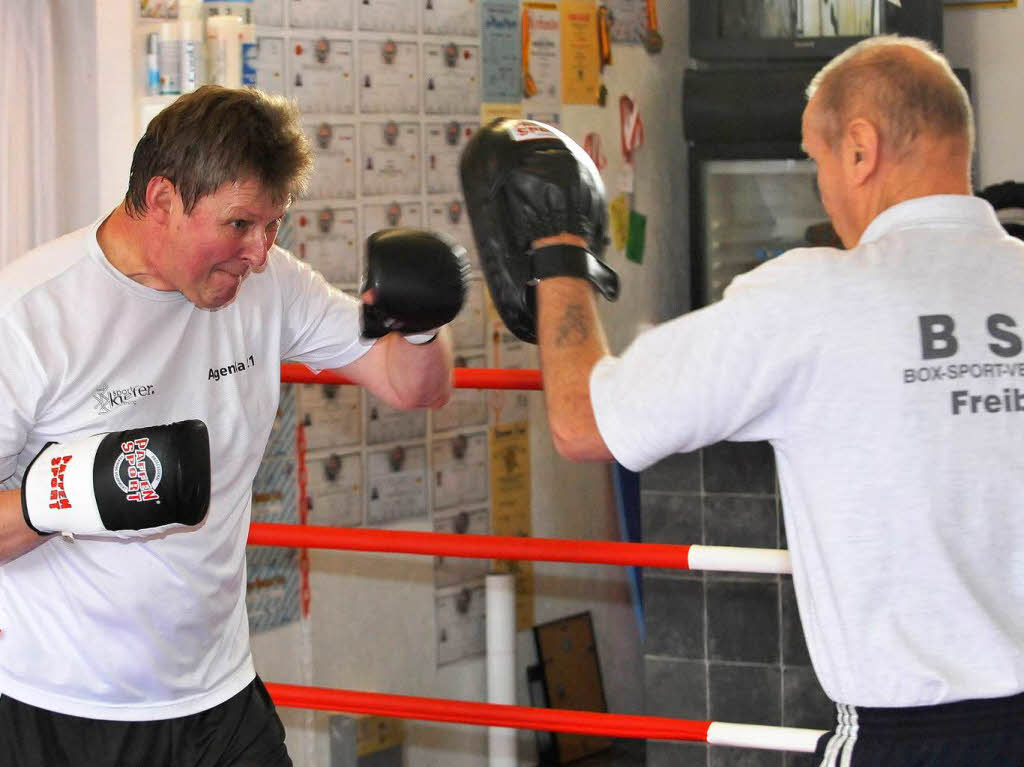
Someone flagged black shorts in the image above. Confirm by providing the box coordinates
[0,675,292,767]
[813,691,1024,767]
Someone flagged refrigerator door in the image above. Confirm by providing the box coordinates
[701,157,835,304]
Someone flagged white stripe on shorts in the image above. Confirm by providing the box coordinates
[818,703,859,767]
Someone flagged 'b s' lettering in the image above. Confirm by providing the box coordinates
[919,313,1021,359]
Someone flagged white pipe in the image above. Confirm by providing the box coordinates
[687,545,792,574]
[486,573,517,767]
[707,722,825,752]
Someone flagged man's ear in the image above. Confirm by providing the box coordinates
[844,118,879,186]
[145,176,177,225]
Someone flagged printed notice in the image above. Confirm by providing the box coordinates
[436,580,486,665]
[490,422,534,630]
[481,0,522,103]
[423,0,481,36]
[432,430,489,510]
[522,3,562,123]
[303,121,357,199]
[288,206,360,285]
[366,443,429,524]
[305,450,363,527]
[291,38,355,114]
[560,2,601,104]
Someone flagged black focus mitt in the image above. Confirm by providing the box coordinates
[459,119,619,343]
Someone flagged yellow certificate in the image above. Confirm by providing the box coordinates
[560,1,601,104]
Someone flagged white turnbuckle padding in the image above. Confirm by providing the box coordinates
[688,545,792,574]
[707,721,825,753]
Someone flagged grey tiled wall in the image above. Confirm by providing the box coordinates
[641,442,833,767]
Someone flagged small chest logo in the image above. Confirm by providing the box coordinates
[49,455,73,510]
[112,438,162,502]
[92,382,157,415]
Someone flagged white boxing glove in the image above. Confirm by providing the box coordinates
[21,420,211,536]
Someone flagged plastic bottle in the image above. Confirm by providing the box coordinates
[145,32,160,96]
[157,21,182,94]
[203,0,253,88]
[179,0,206,92]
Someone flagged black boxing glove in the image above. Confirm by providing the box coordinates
[21,420,211,536]
[459,118,619,343]
[361,228,471,343]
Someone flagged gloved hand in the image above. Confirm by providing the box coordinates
[21,420,211,536]
[360,228,471,344]
[459,118,619,343]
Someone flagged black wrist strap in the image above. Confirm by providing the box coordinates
[528,244,620,301]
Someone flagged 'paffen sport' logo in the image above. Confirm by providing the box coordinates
[112,438,162,502]
[508,120,558,142]
[49,455,73,510]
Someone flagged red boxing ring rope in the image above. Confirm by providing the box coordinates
[281,363,543,391]
[266,683,711,741]
[250,522,687,568]
[248,523,791,574]
[263,683,824,753]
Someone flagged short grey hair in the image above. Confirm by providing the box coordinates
[125,86,312,217]
[806,35,974,159]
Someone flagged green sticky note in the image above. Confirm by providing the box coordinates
[625,210,647,265]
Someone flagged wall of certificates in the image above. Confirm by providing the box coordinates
[236,0,535,668]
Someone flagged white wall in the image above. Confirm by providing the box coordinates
[48,0,133,230]
[50,0,99,232]
[943,3,1024,187]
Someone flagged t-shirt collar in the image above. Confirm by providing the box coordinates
[859,195,1004,245]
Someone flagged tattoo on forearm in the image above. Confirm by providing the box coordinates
[555,304,590,347]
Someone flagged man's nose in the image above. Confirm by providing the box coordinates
[241,228,270,268]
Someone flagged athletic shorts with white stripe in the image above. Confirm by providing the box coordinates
[813,691,1024,767]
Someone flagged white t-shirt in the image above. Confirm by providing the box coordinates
[592,195,1024,708]
[0,217,372,720]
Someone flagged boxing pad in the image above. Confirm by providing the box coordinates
[459,118,619,343]
[21,420,211,536]
[361,228,471,342]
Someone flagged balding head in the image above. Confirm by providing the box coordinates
[801,37,974,247]
[806,35,974,162]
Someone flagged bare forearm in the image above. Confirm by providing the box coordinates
[385,328,455,408]
[342,328,455,410]
[0,488,48,564]
[536,278,613,461]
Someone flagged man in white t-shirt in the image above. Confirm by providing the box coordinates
[0,86,467,765]
[462,37,1024,766]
